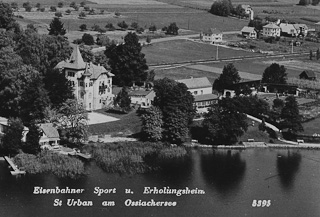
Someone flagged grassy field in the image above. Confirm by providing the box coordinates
[88,110,141,136]
[143,40,260,65]
[302,117,320,136]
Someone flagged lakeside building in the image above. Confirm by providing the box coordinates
[0,117,29,142]
[38,123,60,147]
[55,46,114,111]
[177,77,218,112]
[200,28,223,44]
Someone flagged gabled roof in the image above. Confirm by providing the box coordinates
[300,70,316,78]
[129,89,154,97]
[241,26,256,33]
[202,28,222,35]
[293,24,308,30]
[39,123,59,138]
[84,63,114,80]
[279,23,297,33]
[177,77,212,89]
[55,45,86,70]
[263,23,280,29]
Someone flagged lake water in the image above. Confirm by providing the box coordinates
[1,148,320,217]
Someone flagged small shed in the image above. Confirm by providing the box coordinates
[299,70,316,80]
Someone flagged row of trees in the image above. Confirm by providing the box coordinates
[299,0,320,6]
[209,0,248,18]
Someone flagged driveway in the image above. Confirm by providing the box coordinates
[87,112,119,125]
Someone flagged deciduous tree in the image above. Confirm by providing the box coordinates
[0,118,24,155]
[0,2,15,29]
[140,106,163,141]
[281,96,303,134]
[262,63,287,84]
[114,87,131,112]
[213,63,241,92]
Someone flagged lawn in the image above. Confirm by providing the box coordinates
[302,117,320,136]
[143,40,260,65]
[88,110,141,136]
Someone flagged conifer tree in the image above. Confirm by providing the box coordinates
[48,17,66,36]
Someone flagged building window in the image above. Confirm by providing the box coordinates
[79,81,84,87]
[89,82,93,87]
[201,90,203,95]
[86,83,88,87]
[194,91,198,95]
[68,71,75,77]
[99,99,101,103]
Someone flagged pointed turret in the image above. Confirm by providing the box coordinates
[68,45,86,69]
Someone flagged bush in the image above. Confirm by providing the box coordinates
[149,24,157,32]
[70,1,76,8]
[73,38,83,44]
[79,23,87,31]
[65,9,71,14]
[50,6,57,12]
[40,7,45,12]
[80,1,86,7]
[58,2,64,8]
[84,6,90,11]
[88,9,95,15]
[91,24,100,31]
[25,5,32,12]
[118,21,128,29]
[78,11,86,18]
[55,12,63,17]
[105,23,115,31]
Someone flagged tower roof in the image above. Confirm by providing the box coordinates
[55,45,86,70]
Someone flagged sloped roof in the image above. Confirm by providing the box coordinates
[263,23,280,29]
[194,93,218,102]
[39,123,59,138]
[84,63,114,80]
[177,77,212,89]
[241,26,256,33]
[300,70,316,78]
[202,28,222,35]
[0,116,29,131]
[129,89,154,97]
[55,45,86,70]
[279,23,297,33]
[293,24,308,30]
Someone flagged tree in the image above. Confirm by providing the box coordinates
[50,6,57,12]
[248,16,264,33]
[96,34,111,46]
[234,4,246,18]
[70,2,76,8]
[11,2,18,11]
[153,78,195,144]
[281,96,303,134]
[82,33,94,45]
[140,106,163,141]
[0,2,15,29]
[79,11,86,18]
[55,11,63,18]
[114,87,131,112]
[43,68,74,109]
[213,63,241,92]
[262,63,287,84]
[79,45,94,62]
[202,98,248,145]
[80,1,86,7]
[65,9,71,14]
[149,24,157,32]
[48,17,66,36]
[166,22,179,35]
[210,0,233,17]
[35,3,41,9]
[273,98,284,111]
[88,9,96,15]
[0,118,24,155]
[298,0,308,5]
[105,32,149,86]
[118,21,128,29]
[131,22,139,29]
[91,24,100,31]
[105,23,115,31]
[51,99,88,145]
[146,36,151,44]
[79,24,87,31]
[23,123,41,154]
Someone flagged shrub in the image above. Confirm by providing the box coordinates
[58,2,64,8]
[91,24,100,31]
[115,11,120,16]
[40,7,45,12]
[70,1,76,8]
[73,38,83,44]
[117,21,128,29]
[105,23,115,31]
[50,6,57,12]
[79,23,87,31]
[25,5,32,12]
[65,9,71,14]
[55,11,63,17]
[80,1,86,7]
[88,9,95,15]
[149,24,157,32]
[84,6,90,11]
[79,11,86,18]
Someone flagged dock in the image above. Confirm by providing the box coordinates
[68,152,92,160]
[4,156,26,175]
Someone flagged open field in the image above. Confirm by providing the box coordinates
[302,118,320,136]
[143,40,259,65]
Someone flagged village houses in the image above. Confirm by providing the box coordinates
[241,26,257,39]
[200,28,223,44]
[55,45,115,111]
[177,77,218,112]
[38,123,60,147]
[262,23,281,37]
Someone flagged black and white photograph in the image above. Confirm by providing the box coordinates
[1,0,320,216]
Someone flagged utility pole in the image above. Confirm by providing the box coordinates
[216,44,219,60]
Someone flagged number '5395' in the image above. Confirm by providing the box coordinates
[252,200,271,207]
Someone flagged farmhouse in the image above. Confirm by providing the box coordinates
[241,26,257,39]
[241,4,254,20]
[279,23,297,37]
[177,77,218,111]
[293,24,308,37]
[38,123,60,147]
[262,23,281,37]
[200,28,223,44]
[0,116,29,142]
[128,88,155,108]
[55,46,114,111]
[299,70,316,80]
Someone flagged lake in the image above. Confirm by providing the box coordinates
[1,148,320,217]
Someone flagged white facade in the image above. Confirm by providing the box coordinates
[56,46,114,111]
[200,29,223,44]
[263,23,281,37]
[241,26,257,39]
[129,89,155,108]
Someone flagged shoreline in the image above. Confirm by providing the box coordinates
[187,142,320,150]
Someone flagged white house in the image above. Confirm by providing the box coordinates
[279,23,298,37]
[241,26,257,39]
[0,117,29,142]
[128,88,155,108]
[177,77,218,112]
[55,45,115,111]
[263,23,281,37]
[38,123,60,147]
[200,28,223,44]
